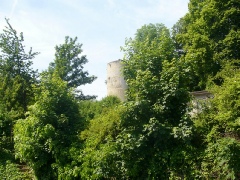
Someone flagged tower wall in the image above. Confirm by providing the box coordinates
[107,60,127,101]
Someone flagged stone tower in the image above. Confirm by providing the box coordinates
[106,60,127,101]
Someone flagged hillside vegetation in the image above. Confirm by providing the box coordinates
[0,0,240,179]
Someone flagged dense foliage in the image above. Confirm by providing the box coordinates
[48,36,97,100]
[121,23,175,100]
[79,99,122,179]
[0,19,39,179]
[14,74,84,179]
[174,0,240,90]
[0,18,39,113]
[117,24,193,179]
[194,64,240,179]
[0,0,240,179]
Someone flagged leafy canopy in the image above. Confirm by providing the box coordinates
[48,36,97,99]
[0,18,38,112]
[14,74,83,179]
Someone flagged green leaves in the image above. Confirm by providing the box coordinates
[80,101,123,179]
[48,36,97,99]
[122,24,175,101]
[0,19,38,113]
[193,64,240,178]
[201,138,240,179]
[14,75,83,179]
[175,0,240,90]
[0,20,39,178]
[1,0,239,178]
[113,23,194,179]
[0,161,30,180]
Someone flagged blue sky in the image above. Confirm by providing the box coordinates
[0,0,189,100]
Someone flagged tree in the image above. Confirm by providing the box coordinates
[79,97,122,179]
[0,103,15,163]
[111,24,196,179]
[121,23,175,101]
[115,60,196,179]
[0,18,39,113]
[48,36,96,99]
[171,16,190,57]
[194,64,240,179]
[0,19,39,176]
[79,95,121,121]
[175,0,240,90]
[14,74,83,179]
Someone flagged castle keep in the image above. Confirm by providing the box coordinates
[106,60,127,101]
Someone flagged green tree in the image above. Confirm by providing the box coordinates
[80,99,122,179]
[79,95,121,122]
[113,24,196,179]
[171,16,190,57]
[115,60,195,179]
[0,161,30,180]
[14,74,83,179]
[0,18,39,113]
[121,23,175,101]
[175,0,240,90]
[194,64,240,179]
[0,103,15,163]
[48,36,96,99]
[0,19,39,175]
